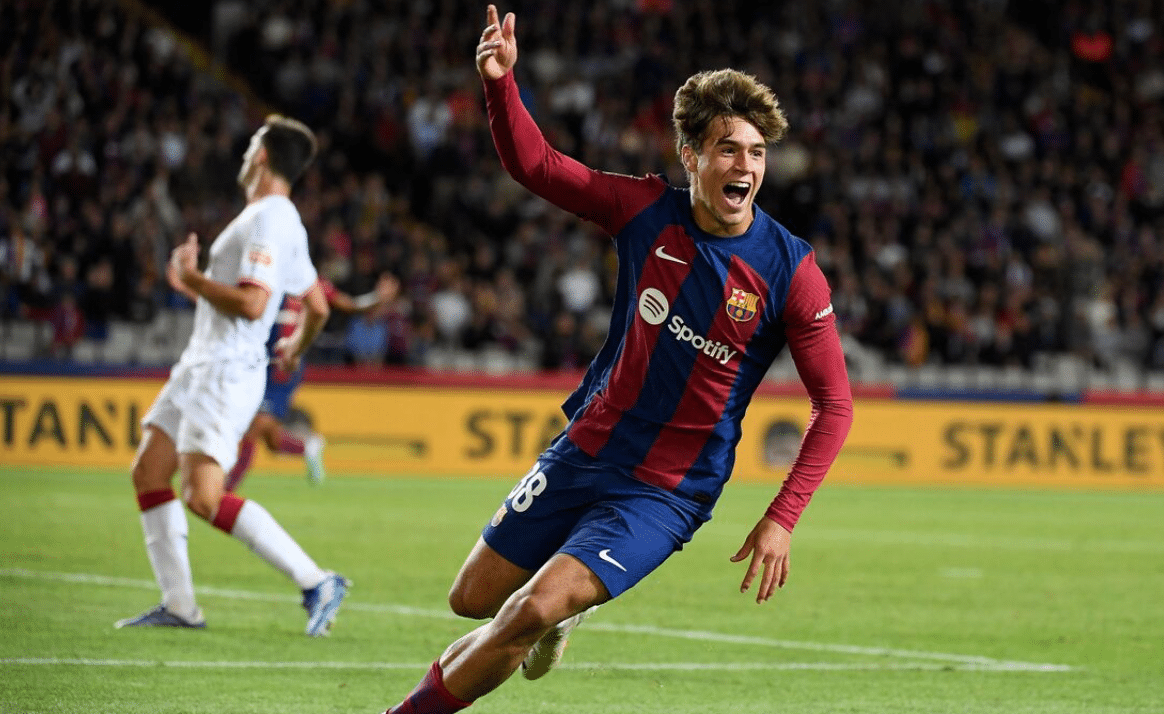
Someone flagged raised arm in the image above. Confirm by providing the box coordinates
[476,5,664,235]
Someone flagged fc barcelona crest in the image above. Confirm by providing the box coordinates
[726,288,759,322]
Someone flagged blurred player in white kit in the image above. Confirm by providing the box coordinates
[116,114,349,637]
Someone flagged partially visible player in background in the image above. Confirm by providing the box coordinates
[223,272,399,492]
[118,114,349,637]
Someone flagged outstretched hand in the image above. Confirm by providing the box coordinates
[476,4,517,80]
[730,516,792,604]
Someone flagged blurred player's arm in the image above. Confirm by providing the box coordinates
[274,280,330,372]
[732,252,853,604]
[165,260,199,304]
[170,232,269,320]
[328,273,399,314]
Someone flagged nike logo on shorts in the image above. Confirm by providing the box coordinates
[598,549,627,572]
[654,245,687,265]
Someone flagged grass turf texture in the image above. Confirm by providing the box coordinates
[1,465,1161,713]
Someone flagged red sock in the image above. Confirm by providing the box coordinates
[225,439,256,492]
[386,661,471,713]
[211,492,246,534]
[136,489,176,511]
[275,428,305,455]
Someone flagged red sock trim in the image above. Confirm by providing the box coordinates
[276,428,305,455]
[429,661,472,710]
[211,493,246,533]
[137,489,177,512]
[388,661,471,714]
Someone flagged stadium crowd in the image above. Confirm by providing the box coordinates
[2,0,1163,377]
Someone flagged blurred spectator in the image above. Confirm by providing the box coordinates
[381,295,417,366]
[540,311,591,371]
[81,257,114,342]
[3,0,1164,382]
[50,291,85,359]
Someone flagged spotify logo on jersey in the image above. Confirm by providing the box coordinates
[638,288,669,325]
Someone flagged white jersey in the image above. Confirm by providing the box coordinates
[180,195,318,365]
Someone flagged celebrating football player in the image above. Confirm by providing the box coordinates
[379,5,853,712]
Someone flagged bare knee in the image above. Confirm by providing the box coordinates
[448,582,504,620]
[178,452,228,521]
[447,539,532,619]
[131,427,177,494]
[181,481,223,521]
[131,457,169,493]
[494,592,563,647]
[486,553,609,647]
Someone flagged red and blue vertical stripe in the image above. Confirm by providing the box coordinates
[559,187,808,508]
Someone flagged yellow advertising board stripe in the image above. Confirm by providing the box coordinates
[738,397,1164,489]
[0,376,157,467]
[2,375,1161,490]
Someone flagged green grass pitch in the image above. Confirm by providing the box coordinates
[1,465,1161,713]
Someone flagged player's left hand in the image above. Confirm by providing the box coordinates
[165,261,199,302]
[730,517,791,604]
[169,232,200,286]
[273,336,302,373]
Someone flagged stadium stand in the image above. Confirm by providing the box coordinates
[2,0,1163,393]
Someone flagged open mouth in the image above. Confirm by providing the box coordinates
[722,181,750,207]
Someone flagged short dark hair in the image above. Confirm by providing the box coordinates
[260,114,317,184]
[672,69,788,157]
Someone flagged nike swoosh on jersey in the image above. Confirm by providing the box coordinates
[598,549,627,572]
[654,245,687,265]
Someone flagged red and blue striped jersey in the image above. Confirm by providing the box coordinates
[486,73,853,528]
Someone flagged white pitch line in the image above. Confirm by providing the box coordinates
[0,568,461,620]
[0,657,1071,673]
[0,657,429,670]
[940,567,984,579]
[579,622,1065,669]
[0,568,1075,672]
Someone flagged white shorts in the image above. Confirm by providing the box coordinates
[142,358,266,472]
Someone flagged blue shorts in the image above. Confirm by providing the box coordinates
[260,362,304,420]
[482,456,706,598]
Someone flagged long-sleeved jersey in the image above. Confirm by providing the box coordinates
[485,73,853,529]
